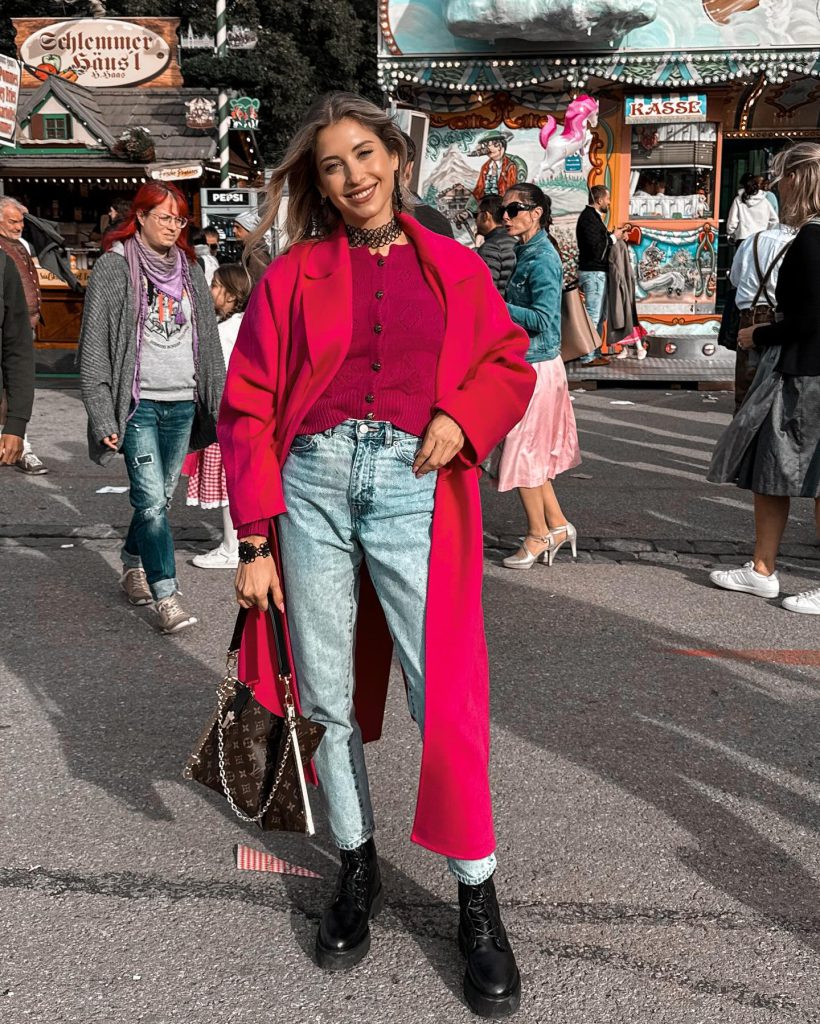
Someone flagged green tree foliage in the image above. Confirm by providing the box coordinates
[0,0,379,163]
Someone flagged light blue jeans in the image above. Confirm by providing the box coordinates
[279,419,497,886]
[578,270,608,362]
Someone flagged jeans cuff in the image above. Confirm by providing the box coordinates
[333,827,375,851]
[151,577,178,601]
[447,853,497,886]
[121,547,143,570]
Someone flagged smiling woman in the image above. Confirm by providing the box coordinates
[218,91,537,1018]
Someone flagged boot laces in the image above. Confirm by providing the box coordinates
[466,888,504,942]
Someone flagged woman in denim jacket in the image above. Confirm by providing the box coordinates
[496,183,582,568]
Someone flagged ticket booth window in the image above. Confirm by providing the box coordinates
[629,123,717,220]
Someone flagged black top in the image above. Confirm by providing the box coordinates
[754,221,820,376]
[476,227,517,297]
[410,201,455,238]
[0,252,34,438]
[575,204,611,272]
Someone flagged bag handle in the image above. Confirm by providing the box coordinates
[227,521,292,674]
[227,604,292,676]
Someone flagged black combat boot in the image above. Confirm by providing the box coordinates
[316,838,383,970]
[458,875,521,1018]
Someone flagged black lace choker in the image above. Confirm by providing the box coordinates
[345,218,402,249]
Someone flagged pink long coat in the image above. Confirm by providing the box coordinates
[217,214,535,860]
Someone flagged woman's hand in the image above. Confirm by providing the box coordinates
[0,433,23,465]
[737,326,756,351]
[413,413,465,477]
[234,535,284,612]
[101,432,119,451]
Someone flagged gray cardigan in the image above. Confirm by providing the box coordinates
[78,249,225,465]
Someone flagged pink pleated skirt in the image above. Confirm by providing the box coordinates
[496,356,581,491]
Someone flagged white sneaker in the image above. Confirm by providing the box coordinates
[709,561,779,598]
[635,343,647,360]
[16,451,48,475]
[782,586,820,615]
[192,544,239,569]
[614,347,630,360]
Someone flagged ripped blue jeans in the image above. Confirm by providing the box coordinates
[120,399,195,601]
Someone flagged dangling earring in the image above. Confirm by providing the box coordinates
[311,195,328,237]
[393,170,404,213]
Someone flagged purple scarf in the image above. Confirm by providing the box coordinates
[124,234,200,409]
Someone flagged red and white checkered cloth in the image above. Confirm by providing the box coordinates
[185,443,229,509]
[234,844,322,878]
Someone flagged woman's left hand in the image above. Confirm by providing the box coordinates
[413,413,465,477]
[737,326,756,351]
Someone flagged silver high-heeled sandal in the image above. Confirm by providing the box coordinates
[540,523,578,566]
[503,533,551,569]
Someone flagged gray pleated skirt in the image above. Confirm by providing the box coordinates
[708,348,820,498]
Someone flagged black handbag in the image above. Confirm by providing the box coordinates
[184,604,325,834]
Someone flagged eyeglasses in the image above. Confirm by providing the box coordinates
[149,212,188,229]
[500,202,537,219]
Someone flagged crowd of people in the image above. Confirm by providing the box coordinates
[0,89,818,1019]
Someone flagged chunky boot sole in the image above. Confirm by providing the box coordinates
[459,931,522,1018]
[463,971,521,1018]
[315,885,384,971]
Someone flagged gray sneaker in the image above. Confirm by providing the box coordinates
[155,594,198,634]
[120,568,153,606]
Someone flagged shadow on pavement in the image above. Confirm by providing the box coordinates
[0,541,467,1002]
[485,570,820,953]
[3,538,820,989]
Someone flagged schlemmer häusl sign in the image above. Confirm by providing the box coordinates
[15,18,183,89]
[625,94,707,124]
[0,54,21,146]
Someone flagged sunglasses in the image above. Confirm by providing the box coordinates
[501,202,537,219]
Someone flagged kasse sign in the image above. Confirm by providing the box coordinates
[624,94,707,125]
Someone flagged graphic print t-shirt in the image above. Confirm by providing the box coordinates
[138,285,196,402]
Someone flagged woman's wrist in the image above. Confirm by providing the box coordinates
[238,538,272,563]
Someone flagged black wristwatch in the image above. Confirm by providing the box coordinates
[238,539,272,564]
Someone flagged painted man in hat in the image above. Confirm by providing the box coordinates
[472,130,521,201]
[232,210,270,285]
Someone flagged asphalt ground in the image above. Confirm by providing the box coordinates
[0,388,818,1024]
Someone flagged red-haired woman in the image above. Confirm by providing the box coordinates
[79,182,225,634]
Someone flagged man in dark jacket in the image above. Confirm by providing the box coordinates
[402,133,454,238]
[0,196,47,473]
[475,195,517,296]
[576,185,623,367]
[0,250,35,468]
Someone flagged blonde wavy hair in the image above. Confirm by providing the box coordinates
[247,92,409,255]
[770,142,820,227]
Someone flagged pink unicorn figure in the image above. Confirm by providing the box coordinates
[534,95,599,181]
